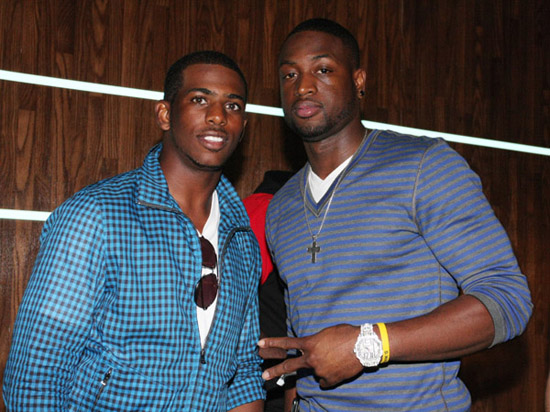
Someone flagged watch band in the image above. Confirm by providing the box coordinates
[377,322,390,363]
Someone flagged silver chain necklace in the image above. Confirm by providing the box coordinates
[302,130,368,263]
[303,165,347,264]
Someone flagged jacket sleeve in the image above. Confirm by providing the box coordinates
[3,195,105,410]
[226,235,265,409]
[414,140,533,346]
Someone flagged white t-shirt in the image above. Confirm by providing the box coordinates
[308,156,353,202]
[196,190,220,348]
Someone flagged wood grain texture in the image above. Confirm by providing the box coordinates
[0,0,548,410]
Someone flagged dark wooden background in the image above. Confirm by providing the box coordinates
[1,1,548,410]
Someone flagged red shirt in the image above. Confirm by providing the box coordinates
[243,193,274,285]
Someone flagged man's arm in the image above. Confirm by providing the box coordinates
[3,196,104,410]
[226,239,266,409]
[229,400,264,412]
[260,294,493,387]
[260,141,532,388]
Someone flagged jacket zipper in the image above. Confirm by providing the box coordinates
[191,227,252,407]
[92,369,112,408]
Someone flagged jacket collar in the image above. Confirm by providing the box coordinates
[136,144,176,212]
[136,143,249,230]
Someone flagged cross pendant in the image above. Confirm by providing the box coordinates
[307,237,321,263]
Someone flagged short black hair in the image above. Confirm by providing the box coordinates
[284,18,360,68]
[163,50,248,103]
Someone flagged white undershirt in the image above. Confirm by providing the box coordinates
[308,156,353,202]
[196,190,220,348]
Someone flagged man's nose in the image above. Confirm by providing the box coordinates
[296,73,317,96]
[206,102,227,125]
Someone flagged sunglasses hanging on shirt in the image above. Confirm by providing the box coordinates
[194,236,218,310]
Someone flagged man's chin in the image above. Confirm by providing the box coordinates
[293,125,331,142]
[197,162,224,172]
[187,155,225,172]
[286,115,331,142]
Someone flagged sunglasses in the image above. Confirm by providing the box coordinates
[194,236,218,310]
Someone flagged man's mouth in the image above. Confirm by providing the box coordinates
[292,100,322,119]
[198,130,227,150]
[203,135,224,143]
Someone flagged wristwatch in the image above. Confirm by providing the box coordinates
[353,323,383,367]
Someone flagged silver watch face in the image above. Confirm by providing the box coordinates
[354,330,383,367]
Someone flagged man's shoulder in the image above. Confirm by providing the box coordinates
[269,172,302,207]
[84,168,139,195]
[363,129,460,171]
[371,129,443,153]
[265,172,303,233]
[52,169,139,220]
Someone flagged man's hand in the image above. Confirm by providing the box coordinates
[258,324,364,388]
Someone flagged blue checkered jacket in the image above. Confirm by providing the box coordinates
[3,144,265,411]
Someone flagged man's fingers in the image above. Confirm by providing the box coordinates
[258,346,288,360]
[261,356,307,380]
[258,336,304,351]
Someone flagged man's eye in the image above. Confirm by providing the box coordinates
[191,96,207,104]
[318,68,331,74]
[282,72,297,80]
[226,102,242,111]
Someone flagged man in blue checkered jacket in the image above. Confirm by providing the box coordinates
[3,51,265,411]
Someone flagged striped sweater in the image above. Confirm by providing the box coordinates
[265,130,532,411]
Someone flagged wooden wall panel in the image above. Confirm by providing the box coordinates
[0,0,548,410]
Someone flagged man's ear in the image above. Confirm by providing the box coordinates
[353,68,367,99]
[155,100,171,131]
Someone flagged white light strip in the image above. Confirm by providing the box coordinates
[360,121,550,156]
[0,209,51,221]
[1,69,548,156]
[245,103,284,117]
[0,70,163,100]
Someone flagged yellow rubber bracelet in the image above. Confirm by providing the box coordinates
[377,322,390,363]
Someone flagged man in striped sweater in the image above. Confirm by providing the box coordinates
[258,18,532,411]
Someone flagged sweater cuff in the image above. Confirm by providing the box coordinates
[467,291,505,347]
